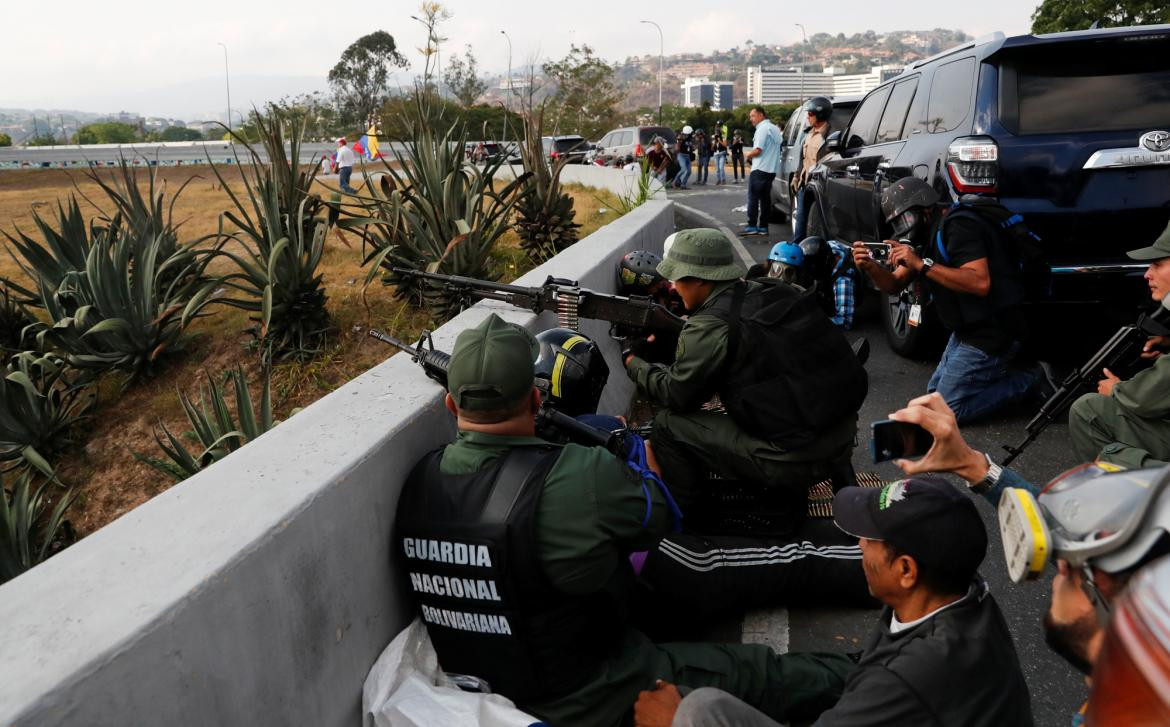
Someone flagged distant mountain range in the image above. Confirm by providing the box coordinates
[3,74,329,124]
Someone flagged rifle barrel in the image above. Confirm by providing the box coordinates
[392,267,538,297]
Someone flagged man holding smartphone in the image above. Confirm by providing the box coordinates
[851,177,1048,424]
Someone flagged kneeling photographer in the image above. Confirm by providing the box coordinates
[852,177,1048,424]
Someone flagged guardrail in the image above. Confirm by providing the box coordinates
[0,180,673,726]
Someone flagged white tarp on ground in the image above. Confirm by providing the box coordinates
[362,619,542,727]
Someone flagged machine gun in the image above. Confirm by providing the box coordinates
[1002,301,1170,466]
[368,328,628,457]
[392,268,686,338]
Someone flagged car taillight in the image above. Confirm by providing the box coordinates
[635,143,644,157]
[946,137,998,194]
[551,151,559,158]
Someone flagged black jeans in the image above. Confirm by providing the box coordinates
[732,154,745,180]
[747,170,775,228]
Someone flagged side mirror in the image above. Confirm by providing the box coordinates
[823,130,842,154]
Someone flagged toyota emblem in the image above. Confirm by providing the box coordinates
[1141,130,1170,152]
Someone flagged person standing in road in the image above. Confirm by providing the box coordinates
[335,136,358,194]
[694,129,710,185]
[712,134,728,185]
[730,131,745,183]
[792,97,833,241]
[673,126,693,189]
[742,106,783,236]
[1069,221,1170,468]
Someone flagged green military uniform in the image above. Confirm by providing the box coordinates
[1070,224,1170,469]
[439,431,851,726]
[1070,345,1170,468]
[624,230,856,509]
[414,314,853,727]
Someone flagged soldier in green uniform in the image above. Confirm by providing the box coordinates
[1070,222,1170,468]
[623,228,867,526]
[396,313,852,727]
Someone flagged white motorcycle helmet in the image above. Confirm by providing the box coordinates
[682,125,693,135]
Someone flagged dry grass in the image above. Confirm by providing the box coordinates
[0,167,625,536]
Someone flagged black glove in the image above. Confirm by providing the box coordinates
[622,335,656,362]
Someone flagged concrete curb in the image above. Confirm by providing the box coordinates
[672,201,756,267]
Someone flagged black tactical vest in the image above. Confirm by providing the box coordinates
[704,280,868,447]
[396,445,623,704]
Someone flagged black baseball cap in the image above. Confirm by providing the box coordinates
[834,475,987,573]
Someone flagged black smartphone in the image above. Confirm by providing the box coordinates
[870,420,934,463]
[864,242,892,261]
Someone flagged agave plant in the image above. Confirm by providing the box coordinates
[83,161,188,281]
[0,351,92,477]
[135,366,276,482]
[3,196,96,304]
[208,108,332,363]
[513,104,581,263]
[7,163,224,383]
[338,94,529,321]
[27,223,222,383]
[0,281,36,359]
[0,469,77,584]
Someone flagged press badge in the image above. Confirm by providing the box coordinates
[908,304,922,327]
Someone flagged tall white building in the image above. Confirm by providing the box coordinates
[681,77,735,111]
[746,65,903,104]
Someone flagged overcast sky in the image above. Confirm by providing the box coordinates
[3,0,1037,117]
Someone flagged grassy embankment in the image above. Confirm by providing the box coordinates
[0,167,623,535]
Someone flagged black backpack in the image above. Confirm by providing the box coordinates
[708,281,868,447]
[940,195,1050,296]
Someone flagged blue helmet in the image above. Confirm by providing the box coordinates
[768,242,804,266]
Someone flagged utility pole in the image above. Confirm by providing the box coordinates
[795,24,808,105]
[640,20,664,125]
[217,42,233,130]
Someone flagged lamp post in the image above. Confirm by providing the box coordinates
[217,42,233,130]
[794,24,808,105]
[501,30,513,146]
[640,20,664,124]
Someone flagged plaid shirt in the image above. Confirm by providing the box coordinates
[832,275,855,330]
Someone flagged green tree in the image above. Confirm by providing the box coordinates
[542,44,625,139]
[443,44,488,107]
[160,126,203,142]
[1031,0,1169,32]
[328,30,409,125]
[0,133,10,147]
[75,122,139,145]
[26,134,60,147]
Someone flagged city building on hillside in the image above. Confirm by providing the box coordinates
[746,65,903,104]
[497,77,531,94]
[681,77,734,111]
[670,62,716,78]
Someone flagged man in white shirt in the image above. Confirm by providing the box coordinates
[741,106,783,236]
[336,137,358,194]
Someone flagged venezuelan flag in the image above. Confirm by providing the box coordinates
[357,125,381,161]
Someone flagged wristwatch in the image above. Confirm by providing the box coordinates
[920,257,936,277]
[970,453,1003,494]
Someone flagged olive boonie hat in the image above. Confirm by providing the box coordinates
[656,228,747,282]
[1127,221,1170,262]
[447,313,539,412]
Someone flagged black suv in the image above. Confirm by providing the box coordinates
[541,135,590,164]
[805,25,1170,355]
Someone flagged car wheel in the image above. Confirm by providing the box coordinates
[881,290,944,359]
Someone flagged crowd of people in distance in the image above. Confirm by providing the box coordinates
[380,94,1170,727]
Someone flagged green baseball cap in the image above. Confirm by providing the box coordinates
[1127,220,1170,261]
[446,313,539,412]
[656,228,747,282]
